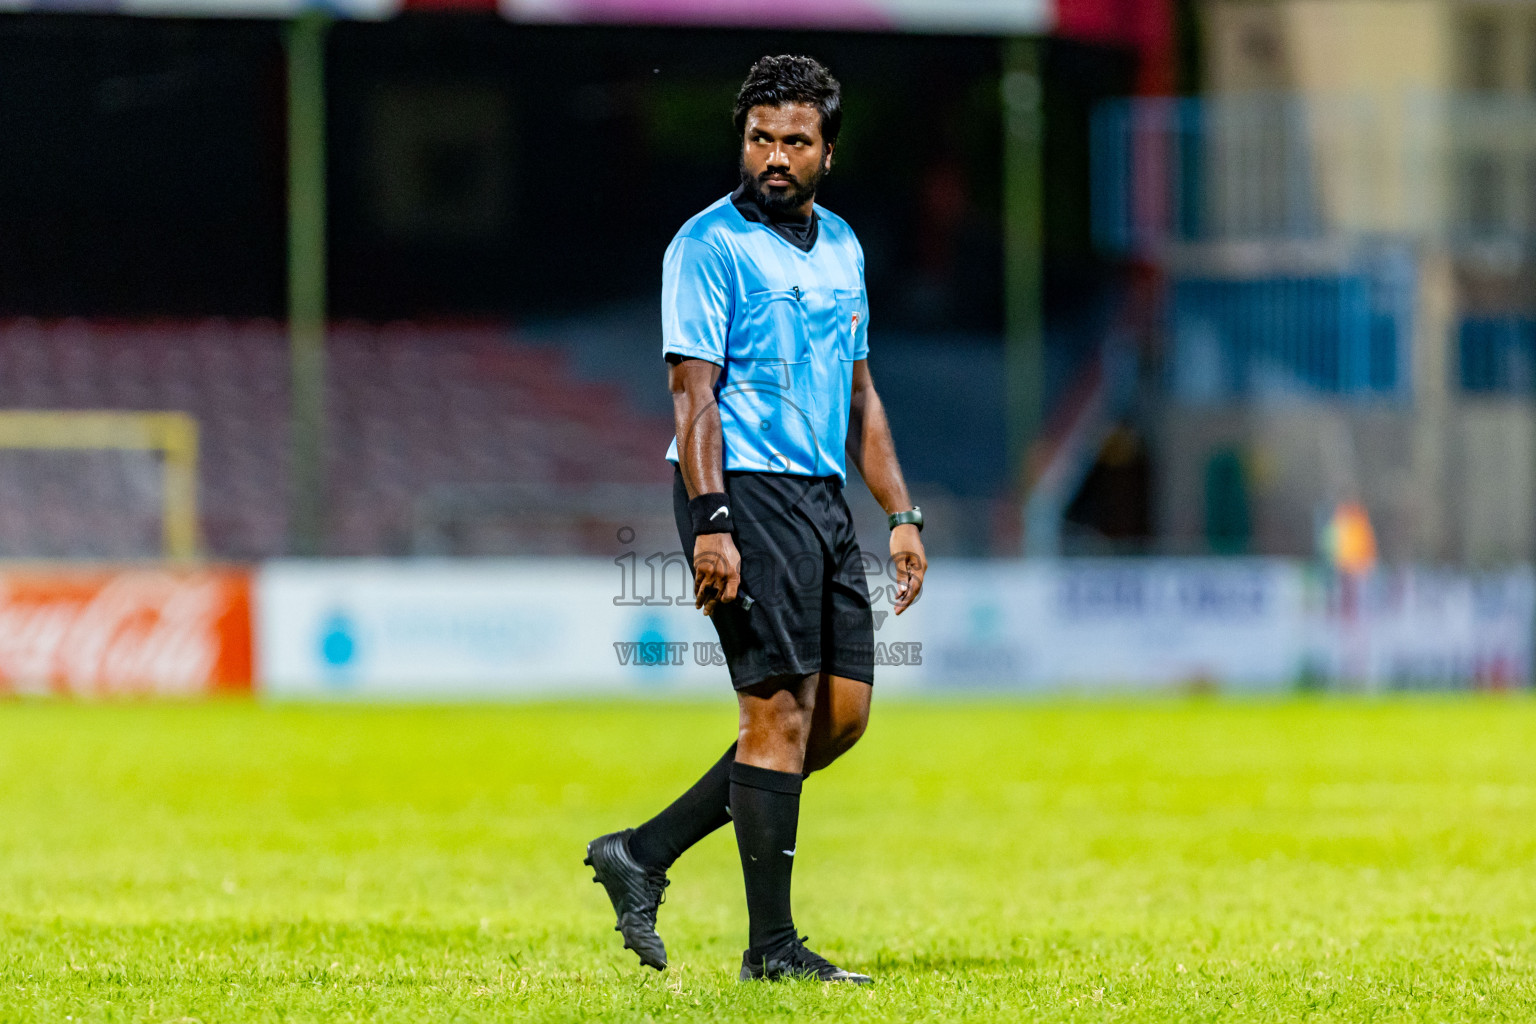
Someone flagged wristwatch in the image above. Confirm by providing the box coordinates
[887,506,923,532]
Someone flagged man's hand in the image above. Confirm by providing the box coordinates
[890,523,926,615]
[693,532,742,616]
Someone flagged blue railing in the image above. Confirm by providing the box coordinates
[1166,250,1415,403]
[1460,317,1536,393]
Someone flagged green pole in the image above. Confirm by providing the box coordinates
[286,12,328,556]
[1001,37,1044,493]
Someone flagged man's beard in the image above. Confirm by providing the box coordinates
[739,160,822,218]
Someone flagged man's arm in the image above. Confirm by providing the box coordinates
[669,355,741,616]
[846,359,927,614]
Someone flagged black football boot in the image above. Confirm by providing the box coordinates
[584,829,669,970]
[739,935,872,983]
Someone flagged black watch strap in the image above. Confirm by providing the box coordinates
[888,506,923,532]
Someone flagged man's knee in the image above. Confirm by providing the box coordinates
[838,713,867,750]
[819,713,865,762]
[804,701,869,774]
[737,674,817,751]
[741,702,811,749]
[827,677,871,751]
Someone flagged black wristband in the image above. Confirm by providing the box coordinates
[688,492,734,534]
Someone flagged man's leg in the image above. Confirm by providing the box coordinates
[643,674,864,871]
[625,675,864,948]
[627,742,737,870]
[732,672,817,954]
[802,673,871,775]
[732,671,872,983]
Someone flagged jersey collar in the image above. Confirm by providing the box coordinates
[730,184,819,253]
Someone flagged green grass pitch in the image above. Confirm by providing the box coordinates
[3,697,1536,1021]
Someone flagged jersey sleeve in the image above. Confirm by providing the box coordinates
[661,235,733,365]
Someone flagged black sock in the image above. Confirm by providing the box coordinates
[730,761,801,954]
[627,743,737,871]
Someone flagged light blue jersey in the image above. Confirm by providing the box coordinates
[662,194,869,482]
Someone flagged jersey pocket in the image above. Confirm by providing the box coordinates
[833,288,868,361]
[736,289,809,387]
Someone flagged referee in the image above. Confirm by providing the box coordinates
[586,55,927,984]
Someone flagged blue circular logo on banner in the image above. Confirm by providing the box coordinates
[319,610,358,675]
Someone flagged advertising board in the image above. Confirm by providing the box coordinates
[256,559,1536,697]
[909,559,1309,691]
[0,567,253,696]
[0,557,1503,698]
[1322,568,1535,690]
[258,559,728,698]
[256,558,1323,697]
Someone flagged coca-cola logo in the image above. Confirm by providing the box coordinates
[0,572,238,695]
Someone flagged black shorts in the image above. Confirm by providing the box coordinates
[673,467,876,691]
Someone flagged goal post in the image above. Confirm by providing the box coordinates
[0,411,200,560]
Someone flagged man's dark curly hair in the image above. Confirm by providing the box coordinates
[733,55,843,146]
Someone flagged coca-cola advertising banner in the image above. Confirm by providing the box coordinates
[0,568,254,696]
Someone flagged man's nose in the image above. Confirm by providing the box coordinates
[767,143,789,168]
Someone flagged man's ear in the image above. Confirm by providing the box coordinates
[822,142,835,173]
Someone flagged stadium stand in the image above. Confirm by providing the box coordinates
[0,319,676,558]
